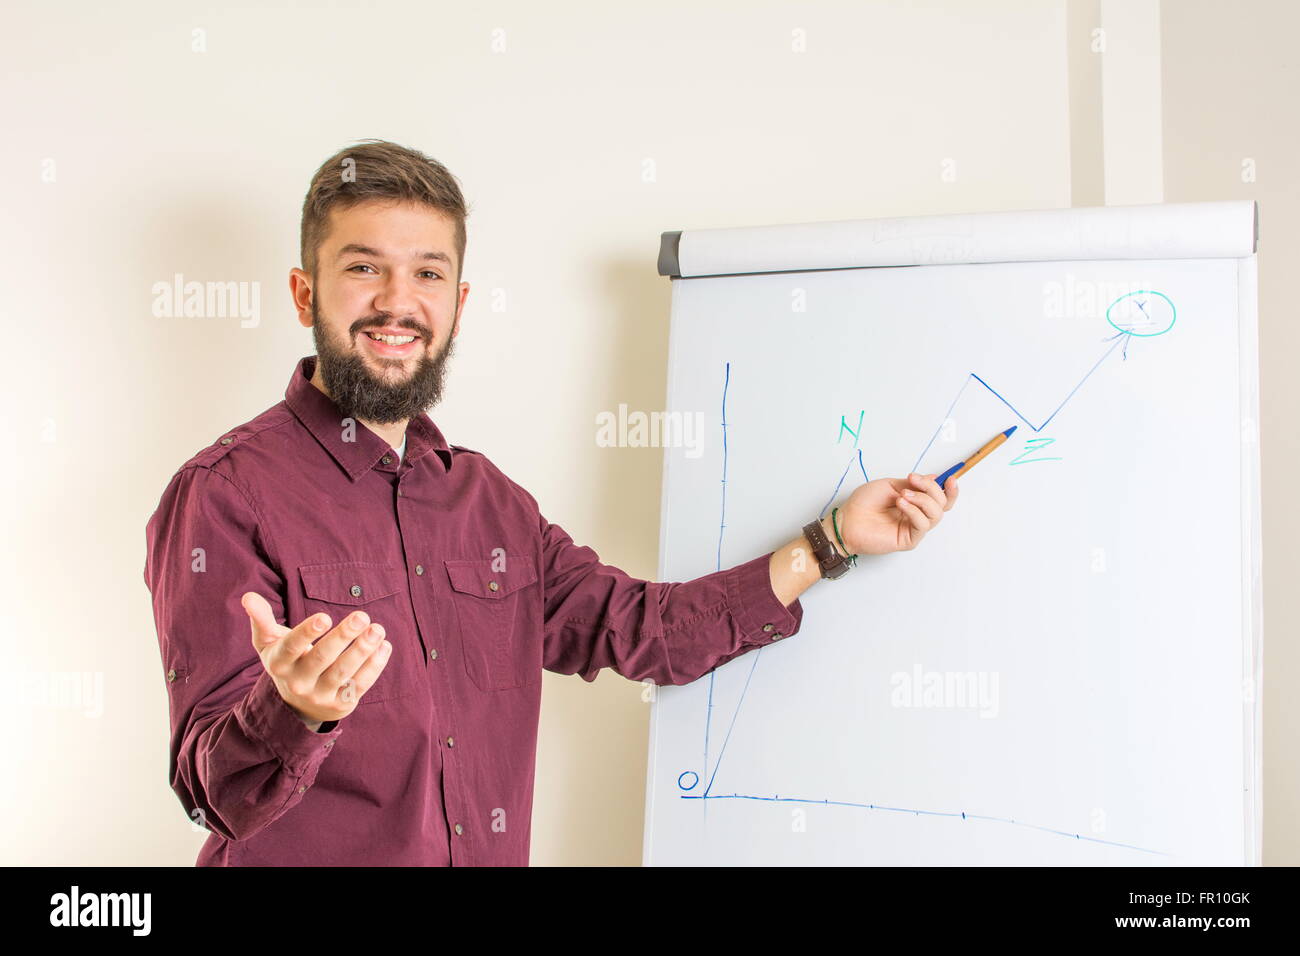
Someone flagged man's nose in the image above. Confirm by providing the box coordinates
[372,272,421,319]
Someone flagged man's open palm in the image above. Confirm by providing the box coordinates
[242,591,392,726]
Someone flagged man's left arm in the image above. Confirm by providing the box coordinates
[536,471,958,687]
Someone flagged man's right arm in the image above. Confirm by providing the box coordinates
[143,464,342,843]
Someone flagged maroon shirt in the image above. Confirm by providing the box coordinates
[142,355,803,865]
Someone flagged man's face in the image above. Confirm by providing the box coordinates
[292,199,469,424]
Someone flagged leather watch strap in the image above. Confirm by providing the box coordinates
[802,518,851,580]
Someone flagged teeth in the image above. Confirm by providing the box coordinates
[366,332,417,346]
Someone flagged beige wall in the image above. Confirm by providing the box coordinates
[0,0,1288,865]
[1159,0,1300,867]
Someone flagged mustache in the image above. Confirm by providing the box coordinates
[353,320,428,340]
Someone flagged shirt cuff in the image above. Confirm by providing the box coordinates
[236,669,344,771]
[725,551,804,645]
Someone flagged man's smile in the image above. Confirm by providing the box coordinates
[360,327,423,358]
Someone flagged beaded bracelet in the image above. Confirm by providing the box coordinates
[831,507,858,567]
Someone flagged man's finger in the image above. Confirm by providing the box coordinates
[284,609,377,690]
[321,622,387,701]
[262,609,335,677]
[903,483,943,523]
[243,591,292,649]
[346,638,394,702]
[910,472,948,511]
[944,477,959,509]
[896,495,932,536]
[299,611,375,689]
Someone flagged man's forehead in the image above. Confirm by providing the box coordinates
[325,201,457,258]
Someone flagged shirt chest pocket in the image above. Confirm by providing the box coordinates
[298,562,415,704]
[444,555,541,691]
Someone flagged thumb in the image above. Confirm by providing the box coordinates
[242,591,289,650]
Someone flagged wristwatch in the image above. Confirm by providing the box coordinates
[802,518,852,580]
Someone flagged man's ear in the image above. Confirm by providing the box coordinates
[453,280,469,337]
[290,267,314,328]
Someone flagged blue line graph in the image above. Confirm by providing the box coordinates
[682,301,1175,859]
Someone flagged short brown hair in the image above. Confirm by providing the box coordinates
[299,139,470,280]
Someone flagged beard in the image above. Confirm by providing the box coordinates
[310,299,457,425]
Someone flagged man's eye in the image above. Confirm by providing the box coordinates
[347,264,440,279]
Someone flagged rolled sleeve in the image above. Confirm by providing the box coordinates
[725,550,803,645]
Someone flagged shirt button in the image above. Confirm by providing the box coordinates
[381,455,392,465]
[454,823,463,836]
[429,648,438,661]
[350,584,362,597]
[488,581,499,592]
[298,785,307,794]
[446,736,454,747]
[166,668,176,682]
[415,564,424,575]
[762,624,774,632]
[219,436,234,445]
[772,632,784,640]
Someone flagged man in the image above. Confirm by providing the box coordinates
[143,139,959,866]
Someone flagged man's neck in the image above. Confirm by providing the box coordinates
[310,367,408,452]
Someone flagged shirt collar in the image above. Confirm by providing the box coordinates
[285,355,453,480]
